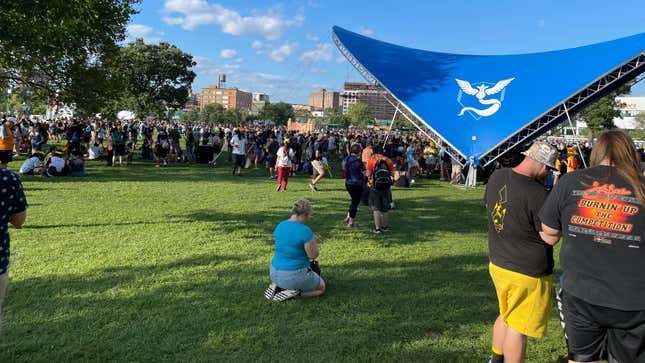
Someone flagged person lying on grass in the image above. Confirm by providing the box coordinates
[265,198,325,302]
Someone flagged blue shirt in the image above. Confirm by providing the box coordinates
[271,220,313,270]
[406,146,416,162]
[344,154,365,186]
[0,170,27,275]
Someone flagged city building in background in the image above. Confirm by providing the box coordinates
[309,89,340,111]
[198,86,252,113]
[183,89,199,111]
[342,82,397,121]
[251,92,271,115]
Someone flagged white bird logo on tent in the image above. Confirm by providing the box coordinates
[455,78,515,118]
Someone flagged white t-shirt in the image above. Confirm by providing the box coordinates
[276,147,291,168]
[230,135,247,155]
[19,157,40,174]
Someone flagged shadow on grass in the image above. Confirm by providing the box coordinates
[1,252,500,362]
[26,220,183,229]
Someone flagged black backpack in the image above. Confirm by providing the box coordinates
[373,157,392,190]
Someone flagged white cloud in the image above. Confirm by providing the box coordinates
[192,55,309,101]
[268,42,298,62]
[306,33,319,41]
[251,40,263,50]
[220,48,237,59]
[358,26,375,37]
[309,67,327,74]
[162,0,304,40]
[192,56,240,78]
[537,19,545,28]
[126,24,164,43]
[299,43,333,63]
[307,1,320,8]
[336,56,347,63]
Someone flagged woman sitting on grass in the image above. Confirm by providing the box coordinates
[265,198,325,301]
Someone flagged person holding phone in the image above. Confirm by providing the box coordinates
[265,198,325,302]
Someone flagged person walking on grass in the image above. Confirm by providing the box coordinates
[265,198,325,302]
[0,152,27,334]
[309,134,325,192]
[275,140,291,191]
[484,141,558,363]
[230,129,247,176]
[540,131,645,363]
[343,143,365,228]
[265,135,279,179]
[366,145,394,234]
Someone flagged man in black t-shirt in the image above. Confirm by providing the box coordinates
[540,131,645,363]
[265,135,279,179]
[484,141,557,363]
[309,134,325,192]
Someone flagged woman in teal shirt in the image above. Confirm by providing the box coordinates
[266,198,325,301]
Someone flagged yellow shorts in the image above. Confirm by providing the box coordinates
[489,263,553,338]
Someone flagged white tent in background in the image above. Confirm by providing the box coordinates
[117,111,136,120]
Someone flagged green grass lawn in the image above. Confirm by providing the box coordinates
[0,155,568,362]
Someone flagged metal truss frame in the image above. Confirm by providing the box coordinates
[334,30,645,166]
[479,52,645,166]
[333,32,468,165]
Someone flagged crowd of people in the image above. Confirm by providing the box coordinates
[1,112,644,362]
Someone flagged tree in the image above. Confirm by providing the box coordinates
[179,110,200,123]
[0,1,139,106]
[630,112,645,140]
[202,103,225,123]
[223,109,245,126]
[346,103,373,127]
[579,84,631,139]
[324,108,350,128]
[113,39,196,118]
[258,102,294,125]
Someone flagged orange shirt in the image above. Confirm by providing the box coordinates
[0,124,14,152]
[366,154,395,187]
[361,146,373,164]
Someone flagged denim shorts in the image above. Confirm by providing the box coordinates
[270,265,320,292]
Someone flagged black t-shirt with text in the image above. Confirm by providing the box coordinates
[540,166,645,310]
[485,168,552,277]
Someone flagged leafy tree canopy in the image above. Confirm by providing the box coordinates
[258,102,294,125]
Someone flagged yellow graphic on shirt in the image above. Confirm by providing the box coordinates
[492,185,508,233]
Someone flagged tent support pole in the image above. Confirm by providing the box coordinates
[563,103,588,169]
[383,103,400,145]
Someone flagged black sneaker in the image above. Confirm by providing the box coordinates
[381,226,390,232]
[276,185,282,192]
[371,228,381,234]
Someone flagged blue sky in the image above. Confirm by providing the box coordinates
[127,0,645,104]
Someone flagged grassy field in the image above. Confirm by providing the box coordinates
[0,155,568,362]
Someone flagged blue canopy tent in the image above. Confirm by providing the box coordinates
[332,26,645,167]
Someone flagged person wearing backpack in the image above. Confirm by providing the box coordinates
[343,143,365,228]
[366,145,395,234]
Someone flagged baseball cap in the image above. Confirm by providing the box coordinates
[521,141,557,169]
